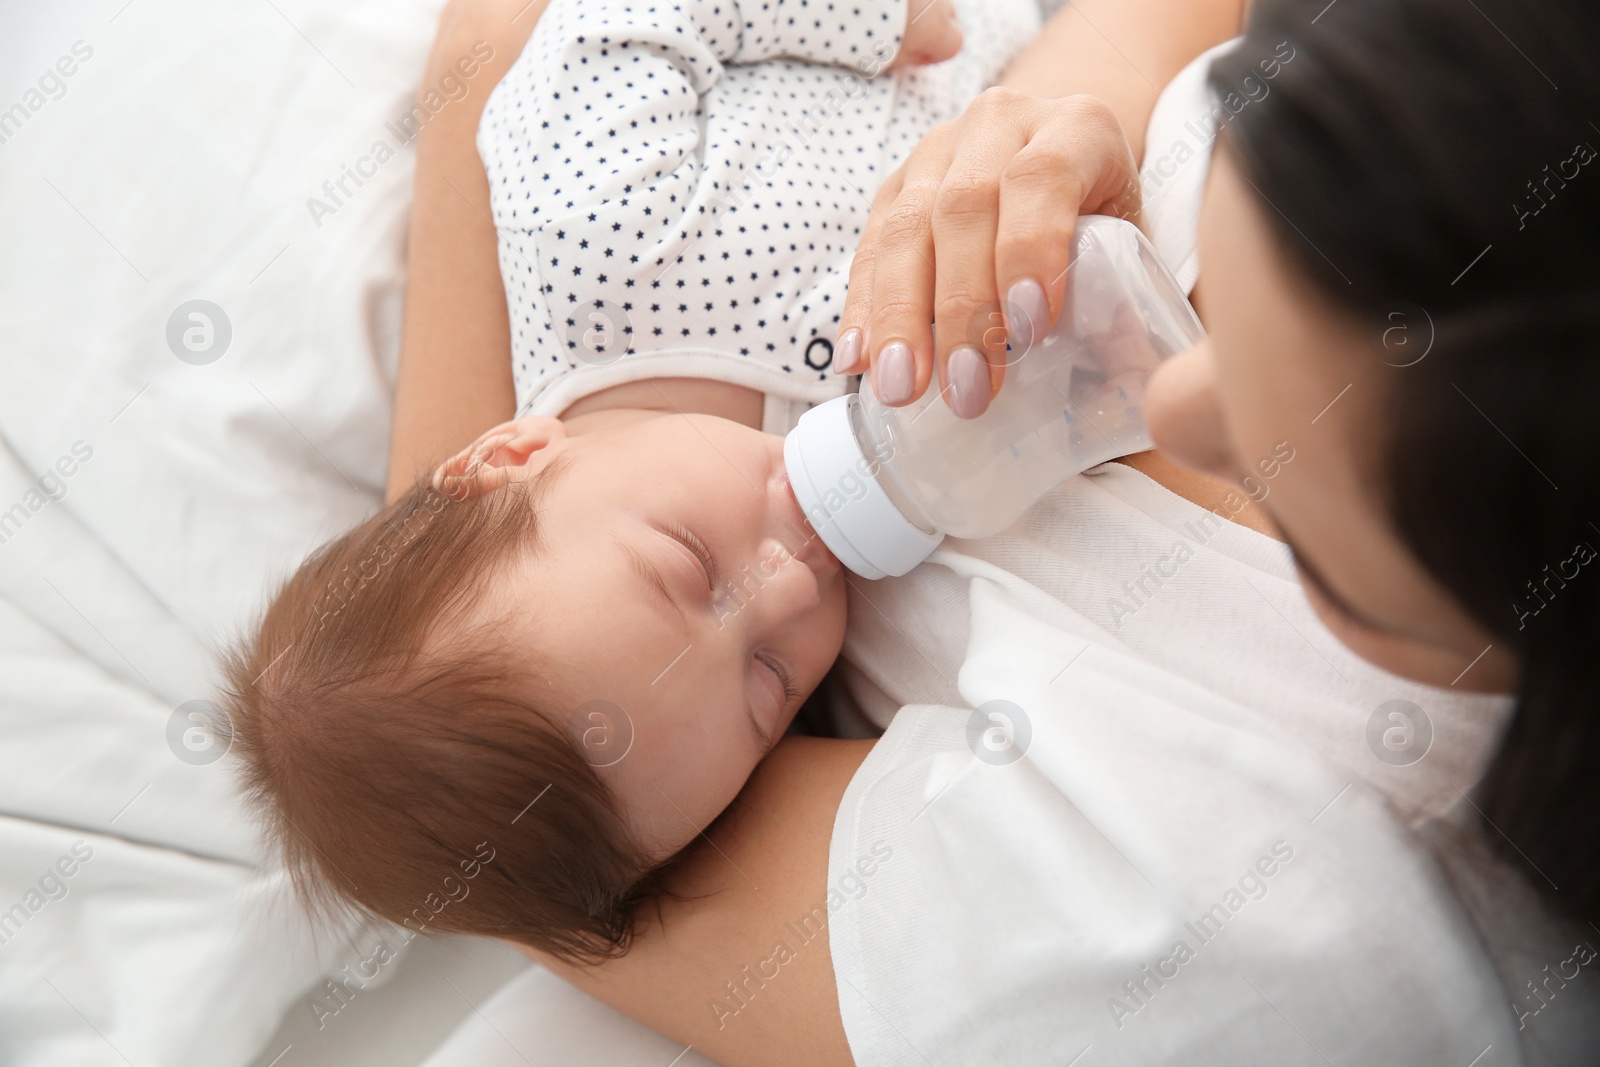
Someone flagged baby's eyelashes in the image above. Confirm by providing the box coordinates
[666,524,717,592]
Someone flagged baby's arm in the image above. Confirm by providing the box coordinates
[512,0,909,113]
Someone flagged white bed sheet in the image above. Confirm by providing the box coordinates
[0,0,594,1063]
[417,965,720,1067]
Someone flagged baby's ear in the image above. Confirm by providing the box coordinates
[432,416,568,501]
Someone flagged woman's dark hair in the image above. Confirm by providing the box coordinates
[1212,0,1600,917]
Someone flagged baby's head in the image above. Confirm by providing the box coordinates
[222,410,847,961]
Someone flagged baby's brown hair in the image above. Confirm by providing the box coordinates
[220,455,664,964]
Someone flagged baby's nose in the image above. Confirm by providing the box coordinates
[734,537,824,630]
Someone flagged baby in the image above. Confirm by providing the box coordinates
[479,0,1031,429]
[226,407,847,963]
[224,0,1037,964]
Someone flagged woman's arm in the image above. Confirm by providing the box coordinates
[386,0,542,503]
[526,736,876,1067]
[999,0,1244,165]
[386,0,767,503]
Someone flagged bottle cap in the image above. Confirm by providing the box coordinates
[783,395,944,580]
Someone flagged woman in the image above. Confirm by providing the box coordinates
[389,0,1599,1061]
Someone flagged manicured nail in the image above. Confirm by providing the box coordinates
[833,328,863,374]
[1005,277,1047,351]
[874,341,915,405]
[946,345,991,418]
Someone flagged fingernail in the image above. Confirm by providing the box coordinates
[946,345,991,418]
[874,341,915,405]
[833,328,863,374]
[1006,277,1047,351]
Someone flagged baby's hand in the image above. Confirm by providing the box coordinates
[886,0,963,70]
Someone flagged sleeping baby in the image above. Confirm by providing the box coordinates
[223,0,1045,963]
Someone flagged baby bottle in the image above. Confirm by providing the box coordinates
[784,214,1204,579]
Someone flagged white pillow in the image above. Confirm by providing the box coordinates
[0,1,459,1063]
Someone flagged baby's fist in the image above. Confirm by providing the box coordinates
[887,0,963,69]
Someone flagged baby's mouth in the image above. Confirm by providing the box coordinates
[774,471,841,577]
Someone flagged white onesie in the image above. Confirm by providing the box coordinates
[478,0,1043,433]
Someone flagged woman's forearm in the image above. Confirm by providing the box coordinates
[998,0,1243,164]
[385,0,546,503]
[388,0,771,490]
[524,736,876,1067]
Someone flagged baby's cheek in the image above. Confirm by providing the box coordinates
[656,715,761,842]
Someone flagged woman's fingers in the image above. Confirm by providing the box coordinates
[833,164,908,376]
[1063,95,1143,226]
[993,142,1082,357]
[837,91,1142,418]
[866,178,940,405]
[862,129,957,405]
[995,96,1141,359]
[930,91,1035,418]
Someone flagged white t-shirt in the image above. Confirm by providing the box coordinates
[478,0,1042,434]
[830,461,1514,827]
[821,461,1561,1064]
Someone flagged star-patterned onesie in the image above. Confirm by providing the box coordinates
[479,0,1046,433]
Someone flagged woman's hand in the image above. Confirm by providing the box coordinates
[831,88,1142,418]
